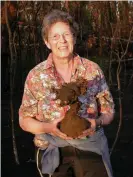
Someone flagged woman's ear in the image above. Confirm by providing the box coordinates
[44,39,51,50]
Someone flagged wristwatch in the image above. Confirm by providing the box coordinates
[96,118,103,130]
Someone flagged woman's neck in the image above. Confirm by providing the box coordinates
[53,55,74,83]
[53,55,73,70]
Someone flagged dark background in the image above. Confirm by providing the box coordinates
[1,1,133,177]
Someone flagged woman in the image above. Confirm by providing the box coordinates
[19,10,115,177]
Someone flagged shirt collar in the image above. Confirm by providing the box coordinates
[44,52,85,70]
[44,53,54,69]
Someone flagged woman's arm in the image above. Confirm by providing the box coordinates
[19,72,72,140]
[19,116,50,134]
[78,65,115,138]
[96,112,114,127]
[19,116,70,139]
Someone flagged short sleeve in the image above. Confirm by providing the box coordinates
[96,66,115,115]
[19,73,38,120]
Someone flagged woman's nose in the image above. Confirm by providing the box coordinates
[59,34,66,42]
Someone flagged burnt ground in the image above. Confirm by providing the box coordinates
[1,84,133,177]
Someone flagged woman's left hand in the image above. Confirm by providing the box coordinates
[77,118,96,138]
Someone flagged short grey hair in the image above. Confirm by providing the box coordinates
[42,9,79,41]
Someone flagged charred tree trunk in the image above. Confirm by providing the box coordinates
[5,1,19,165]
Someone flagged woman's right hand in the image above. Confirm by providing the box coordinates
[46,117,73,140]
[19,115,72,140]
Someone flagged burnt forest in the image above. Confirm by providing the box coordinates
[1,1,133,177]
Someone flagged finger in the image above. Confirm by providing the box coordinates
[60,136,73,140]
[55,117,64,124]
[64,136,73,140]
[77,128,95,138]
[56,134,73,140]
[49,130,65,137]
[87,118,96,127]
[56,129,73,140]
[55,129,67,137]
[87,118,91,122]
[49,127,73,140]
[49,132,56,137]
[84,126,96,133]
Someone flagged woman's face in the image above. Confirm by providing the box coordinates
[44,22,75,59]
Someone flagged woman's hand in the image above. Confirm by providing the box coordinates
[19,115,72,140]
[47,117,73,140]
[77,118,96,138]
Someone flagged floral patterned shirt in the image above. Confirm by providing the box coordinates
[19,53,114,146]
[19,54,114,148]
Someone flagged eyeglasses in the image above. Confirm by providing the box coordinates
[48,32,74,41]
